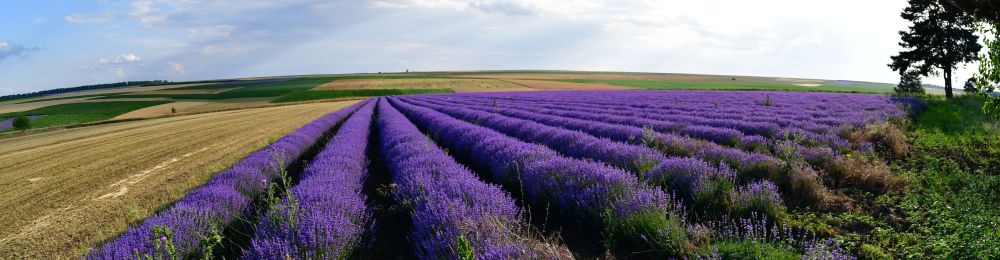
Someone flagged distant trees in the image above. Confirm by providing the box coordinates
[896,70,926,95]
[12,116,30,129]
[964,77,979,94]
[890,0,982,99]
[0,80,171,102]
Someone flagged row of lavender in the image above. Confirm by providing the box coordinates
[87,89,885,258]
[88,101,366,259]
[387,97,692,256]
[385,90,905,257]
[89,98,572,259]
[244,100,376,258]
[421,91,903,152]
[410,91,909,199]
[375,98,570,258]
[394,97,784,221]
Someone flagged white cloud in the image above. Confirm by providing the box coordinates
[469,1,538,16]
[187,25,234,38]
[115,67,125,77]
[371,1,408,9]
[17,0,943,93]
[114,54,142,63]
[165,61,186,75]
[0,41,41,62]
[64,12,116,24]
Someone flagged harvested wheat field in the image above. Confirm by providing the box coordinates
[0,100,356,259]
[110,101,210,120]
[315,78,535,92]
[110,98,275,120]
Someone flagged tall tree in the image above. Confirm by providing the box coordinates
[897,70,926,95]
[946,0,1000,22]
[947,0,1000,117]
[890,0,982,99]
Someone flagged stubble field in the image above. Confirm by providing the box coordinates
[0,100,356,258]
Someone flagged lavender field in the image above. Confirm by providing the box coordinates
[88,90,915,259]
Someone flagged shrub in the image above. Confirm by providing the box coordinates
[784,163,852,212]
[859,244,891,260]
[12,116,30,129]
[861,122,909,160]
[824,155,903,193]
[728,181,787,222]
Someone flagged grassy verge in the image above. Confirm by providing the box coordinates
[272,89,453,103]
[881,95,1000,258]
[545,79,894,93]
[0,101,170,131]
[788,95,999,258]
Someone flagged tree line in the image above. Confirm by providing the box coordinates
[0,80,171,102]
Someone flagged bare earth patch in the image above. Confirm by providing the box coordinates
[0,101,356,258]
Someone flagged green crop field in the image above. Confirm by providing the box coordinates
[549,78,896,93]
[0,101,170,131]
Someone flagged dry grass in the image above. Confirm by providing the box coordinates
[110,99,275,120]
[0,100,357,259]
[825,155,904,193]
[782,163,853,212]
[840,122,910,160]
[314,78,536,92]
[110,101,211,120]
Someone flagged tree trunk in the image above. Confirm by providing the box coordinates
[944,66,954,100]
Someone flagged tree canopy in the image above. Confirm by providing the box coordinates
[897,70,926,95]
[890,0,982,99]
[12,116,30,129]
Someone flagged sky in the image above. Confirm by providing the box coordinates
[0,0,984,95]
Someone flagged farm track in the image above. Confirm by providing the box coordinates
[0,101,356,259]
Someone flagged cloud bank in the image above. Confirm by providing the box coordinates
[4,0,951,95]
[0,41,41,63]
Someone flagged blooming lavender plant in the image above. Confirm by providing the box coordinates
[244,99,376,259]
[87,101,365,259]
[376,98,570,259]
[729,181,786,221]
[398,98,666,175]
[388,97,689,257]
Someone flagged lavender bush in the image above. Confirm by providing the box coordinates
[87,101,365,259]
[244,99,376,259]
[376,98,570,259]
